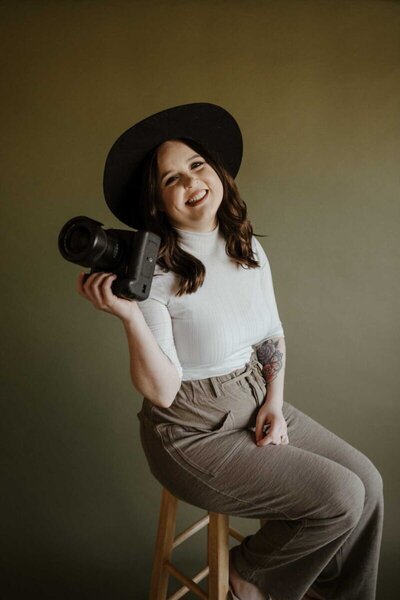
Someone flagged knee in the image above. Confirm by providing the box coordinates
[365,458,384,499]
[335,472,366,529]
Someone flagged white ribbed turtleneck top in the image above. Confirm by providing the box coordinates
[138,222,284,381]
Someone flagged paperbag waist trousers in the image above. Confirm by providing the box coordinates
[137,350,384,600]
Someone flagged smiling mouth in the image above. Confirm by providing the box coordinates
[186,190,208,207]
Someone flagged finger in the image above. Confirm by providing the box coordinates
[257,427,281,447]
[88,272,113,306]
[99,274,118,309]
[255,420,270,443]
[257,434,276,446]
[82,272,108,305]
[80,271,103,292]
[77,271,90,296]
[255,421,264,443]
[80,271,103,302]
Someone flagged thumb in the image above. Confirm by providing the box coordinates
[257,424,279,446]
[255,420,271,443]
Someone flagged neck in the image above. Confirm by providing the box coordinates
[173,221,221,255]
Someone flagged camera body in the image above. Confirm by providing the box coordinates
[58,216,161,301]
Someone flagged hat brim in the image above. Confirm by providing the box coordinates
[103,103,243,229]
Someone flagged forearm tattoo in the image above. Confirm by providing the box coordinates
[256,339,283,384]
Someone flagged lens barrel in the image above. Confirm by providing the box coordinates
[58,216,123,270]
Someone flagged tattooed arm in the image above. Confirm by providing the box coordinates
[252,336,288,446]
[254,336,286,409]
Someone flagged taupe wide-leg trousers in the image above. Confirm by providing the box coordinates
[137,350,384,600]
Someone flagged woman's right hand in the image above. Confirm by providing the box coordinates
[76,271,140,323]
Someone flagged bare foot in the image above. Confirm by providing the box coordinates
[229,559,265,600]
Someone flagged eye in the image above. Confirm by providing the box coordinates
[165,162,204,186]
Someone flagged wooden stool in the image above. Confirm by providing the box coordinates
[150,487,245,600]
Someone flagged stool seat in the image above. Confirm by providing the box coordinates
[150,487,245,600]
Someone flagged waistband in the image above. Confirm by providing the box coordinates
[194,349,266,399]
[140,349,266,425]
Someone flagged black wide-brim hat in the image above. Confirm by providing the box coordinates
[103,102,243,230]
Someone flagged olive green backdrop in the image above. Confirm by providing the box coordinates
[1,1,399,598]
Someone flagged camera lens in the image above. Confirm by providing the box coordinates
[65,226,92,254]
[58,216,124,271]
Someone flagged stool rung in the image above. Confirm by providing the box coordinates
[229,526,245,542]
[165,562,208,600]
[173,515,210,549]
[166,565,209,600]
[151,488,240,600]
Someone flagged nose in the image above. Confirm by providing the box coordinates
[182,173,198,188]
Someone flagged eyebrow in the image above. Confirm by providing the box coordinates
[160,154,202,183]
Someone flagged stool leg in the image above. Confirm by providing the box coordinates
[208,512,229,600]
[150,487,178,600]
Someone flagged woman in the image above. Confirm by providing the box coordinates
[77,103,384,600]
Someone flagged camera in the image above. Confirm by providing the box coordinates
[58,216,161,301]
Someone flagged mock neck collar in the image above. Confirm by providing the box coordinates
[173,222,221,255]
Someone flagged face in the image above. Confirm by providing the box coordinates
[156,140,224,232]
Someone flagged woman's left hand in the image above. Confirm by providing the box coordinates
[255,399,289,446]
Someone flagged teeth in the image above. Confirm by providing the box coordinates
[187,190,207,204]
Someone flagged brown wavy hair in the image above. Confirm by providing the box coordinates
[138,137,266,297]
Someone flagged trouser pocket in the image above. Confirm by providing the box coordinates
[155,410,247,478]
